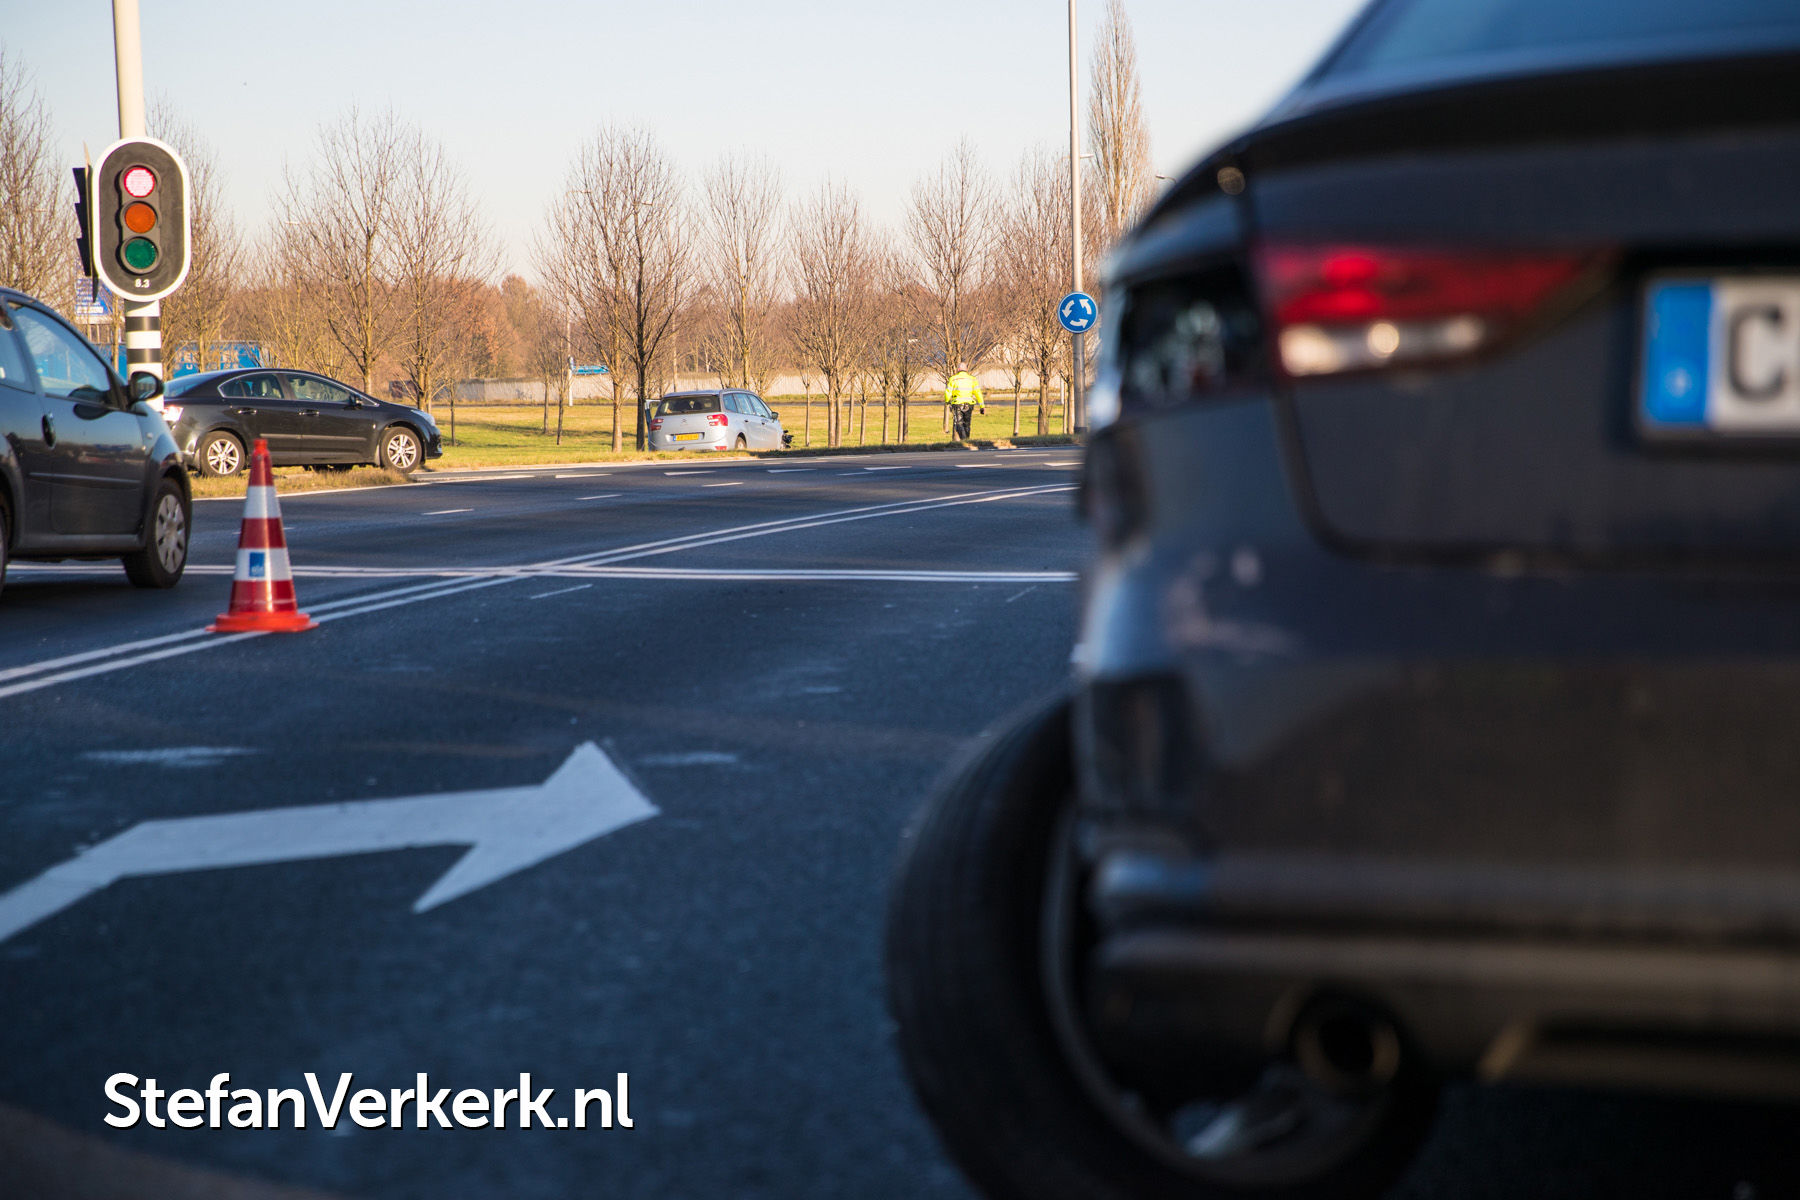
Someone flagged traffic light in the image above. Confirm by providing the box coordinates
[72,166,93,278]
[89,136,190,303]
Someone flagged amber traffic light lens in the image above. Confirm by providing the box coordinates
[122,165,156,198]
[123,201,156,234]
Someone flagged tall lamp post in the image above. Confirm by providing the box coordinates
[1068,0,1085,434]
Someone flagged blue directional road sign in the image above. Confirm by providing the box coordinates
[573,364,611,376]
[1059,291,1098,334]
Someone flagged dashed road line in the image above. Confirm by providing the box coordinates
[423,509,473,516]
[530,584,594,601]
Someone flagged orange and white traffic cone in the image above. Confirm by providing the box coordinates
[208,438,317,634]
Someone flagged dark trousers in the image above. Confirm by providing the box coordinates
[951,405,973,439]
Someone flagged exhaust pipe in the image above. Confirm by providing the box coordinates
[1291,999,1404,1094]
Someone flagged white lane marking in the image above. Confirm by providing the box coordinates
[0,743,658,946]
[423,509,473,516]
[427,473,534,483]
[664,471,709,476]
[955,463,1012,469]
[556,473,612,479]
[0,483,1073,698]
[82,747,257,769]
[564,568,1076,583]
[702,481,745,488]
[863,465,911,471]
[1044,461,1080,467]
[530,584,593,601]
[577,493,622,501]
[767,469,814,473]
[638,751,739,767]
[538,483,1074,573]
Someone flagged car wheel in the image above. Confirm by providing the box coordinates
[735,435,747,451]
[122,477,189,589]
[380,426,422,474]
[199,431,245,478]
[885,697,1437,1200]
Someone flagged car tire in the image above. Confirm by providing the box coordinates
[735,435,747,451]
[121,477,190,589]
[884,697,1437,1200]
[199,431,245,478]
[380,426,422,474]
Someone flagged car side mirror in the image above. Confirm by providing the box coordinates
[128,371,164,404]
[770,411,780,420]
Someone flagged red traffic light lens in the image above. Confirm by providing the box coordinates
[123,201,156,234]
[122,165,156,198]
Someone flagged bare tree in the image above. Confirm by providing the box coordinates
[1088,0,1154,254]
[871,251,927,446]
[790,182,879,449]
[394,131,497,417]
[243,222,344,377]
[277,107,406,393]
[907,138,998,426]
[149,100,244,374]
[0,49,67,301]
[700,154,784,395]
[545,127,691,451]
[1002,147,1074,437]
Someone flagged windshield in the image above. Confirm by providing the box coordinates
[1324,0,1800,78]
[657,395,722,416]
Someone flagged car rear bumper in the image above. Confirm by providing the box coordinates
[1090,847,1800,1098]
[648,434,730,452]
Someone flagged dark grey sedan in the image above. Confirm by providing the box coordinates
[162,368,443,476]
[0,286,190,595]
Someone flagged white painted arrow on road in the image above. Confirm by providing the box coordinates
[0,743,658,945]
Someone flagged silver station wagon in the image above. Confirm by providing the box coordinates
[647,390,786,452]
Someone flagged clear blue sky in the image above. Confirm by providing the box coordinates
[9,0,1365,278]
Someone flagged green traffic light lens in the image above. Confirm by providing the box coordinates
[121,237,158,272]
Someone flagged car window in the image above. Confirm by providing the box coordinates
[165,374,216,398]
[287,374,355,405]
[12,307,114,403]
[0,315,34,395]
[1325,0,1800,78]
[726,394,747,414]
[658,395,722,416]
[751,397,774,419]
[219,373,285,400]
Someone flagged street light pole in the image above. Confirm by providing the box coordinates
[112,0,161,388]
[1068,0,1085,434]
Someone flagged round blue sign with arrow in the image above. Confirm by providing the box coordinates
[1059,291,1098,335]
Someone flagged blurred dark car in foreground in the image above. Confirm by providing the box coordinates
[163,368,442,476]
[887,2,1800,1198]
[0,286,189,596]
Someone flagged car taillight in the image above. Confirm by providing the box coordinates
[707,414,729,427]
[649,418,662,431]
[1254,243,1595,378]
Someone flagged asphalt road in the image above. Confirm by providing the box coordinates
[0,446,1084,1200]
[3,445,1796,1200]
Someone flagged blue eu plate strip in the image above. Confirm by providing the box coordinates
[1642,282,1712,428]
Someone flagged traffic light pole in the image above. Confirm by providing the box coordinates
[112,0,161,385]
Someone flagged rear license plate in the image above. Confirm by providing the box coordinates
[673,433,702,442]
[1642,277,1800,437]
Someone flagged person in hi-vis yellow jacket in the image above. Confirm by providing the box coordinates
[945,365,984,441]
